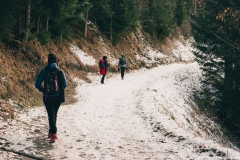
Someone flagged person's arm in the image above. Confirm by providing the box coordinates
[35,69,45,93]
[62,72,68,89]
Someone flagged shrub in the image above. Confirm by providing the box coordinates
[38,31,51,46]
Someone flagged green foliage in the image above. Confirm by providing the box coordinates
[191,0,240,136]
[38,31,52,45]
[140,0,192,39]
[175,0,192,26]
[111,0,139,43]
[88,0,139,43]
[0,0,191,45]
[1,32,20,49]
[0,0,17,41]
[141,0,177,40]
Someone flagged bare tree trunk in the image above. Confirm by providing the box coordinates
[110,1,113,43]
[22,3,31,50]
[152,0,156,38]
[19,12,22,52]
[37,17,40,35]
[84,11,88,38]
[60,34,62,45]
[46,16,49,32]
[194,0,197,14]
[19,11,22,41]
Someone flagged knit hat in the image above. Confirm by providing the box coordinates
[103,56,107,59]
[48,53,57,64]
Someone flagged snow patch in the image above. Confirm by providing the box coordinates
[69,44,96,65]
[172,38,195,62]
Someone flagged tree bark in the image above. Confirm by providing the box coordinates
[37,16,40,35]
[110,1,113,43]
[60,34,62,45]
[194,0,197,14]
[23,3,31,49]
[46,16,49,32]
[84,11,88,38]
[223,56,234,113]
[18,11,22,52]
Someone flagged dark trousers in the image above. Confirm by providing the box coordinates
[120,67,126,79]
[101,74,106,83]
[43,98,61,134]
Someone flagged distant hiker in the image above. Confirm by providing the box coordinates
[118,55,128,80]
[99,56,109,84]
[35,53,68,143]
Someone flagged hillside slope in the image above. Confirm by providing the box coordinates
[0,27,193,120]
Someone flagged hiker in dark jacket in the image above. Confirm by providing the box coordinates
[35,53,67,143]
[99,56,109,84]
[118,55,128,80]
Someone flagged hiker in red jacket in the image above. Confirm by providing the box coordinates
[99,56,109,84]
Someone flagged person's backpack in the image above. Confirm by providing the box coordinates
[45,69,60,95]
[99,59,104,69]
[119,57,126,65]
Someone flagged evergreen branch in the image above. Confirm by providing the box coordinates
[205,0,224,8]
[211,32,240,50]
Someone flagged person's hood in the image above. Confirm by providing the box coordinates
[46,63,58,70]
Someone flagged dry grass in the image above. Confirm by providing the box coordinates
[0,100,14,120]
[180,22,192,39]
[0,25,192,123]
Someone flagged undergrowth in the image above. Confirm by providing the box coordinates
[193,89,240,149]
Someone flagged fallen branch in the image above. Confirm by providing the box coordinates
[0,137,10,142]
[0,147,44,160]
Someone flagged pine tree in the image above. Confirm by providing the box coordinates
[175,0,192,27]
[0,0,17,42]
[88,0,139,44]
[191,0,240,135]
[141,0,177,40]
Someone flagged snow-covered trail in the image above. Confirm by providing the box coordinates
[1,63,240,160]
[53,64,185,159]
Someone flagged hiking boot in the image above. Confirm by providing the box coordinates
[49,134,58,143]
[48,133,52,138]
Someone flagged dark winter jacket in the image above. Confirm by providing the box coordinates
[118,57,128,68]
[35,63,67,99]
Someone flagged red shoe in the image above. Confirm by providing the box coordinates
[48,133,52,138]
[49,134,58,143]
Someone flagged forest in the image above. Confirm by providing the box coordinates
[191,0,240,142]
[1,0,240,143]
[0,0,192,47]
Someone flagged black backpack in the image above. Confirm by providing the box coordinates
[45,69,60,95]
[99,59,104,68]
[119,57,126,65]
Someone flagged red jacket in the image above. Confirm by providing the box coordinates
[99,59,109,75]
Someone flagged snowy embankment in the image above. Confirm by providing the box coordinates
[1,38,240,159]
